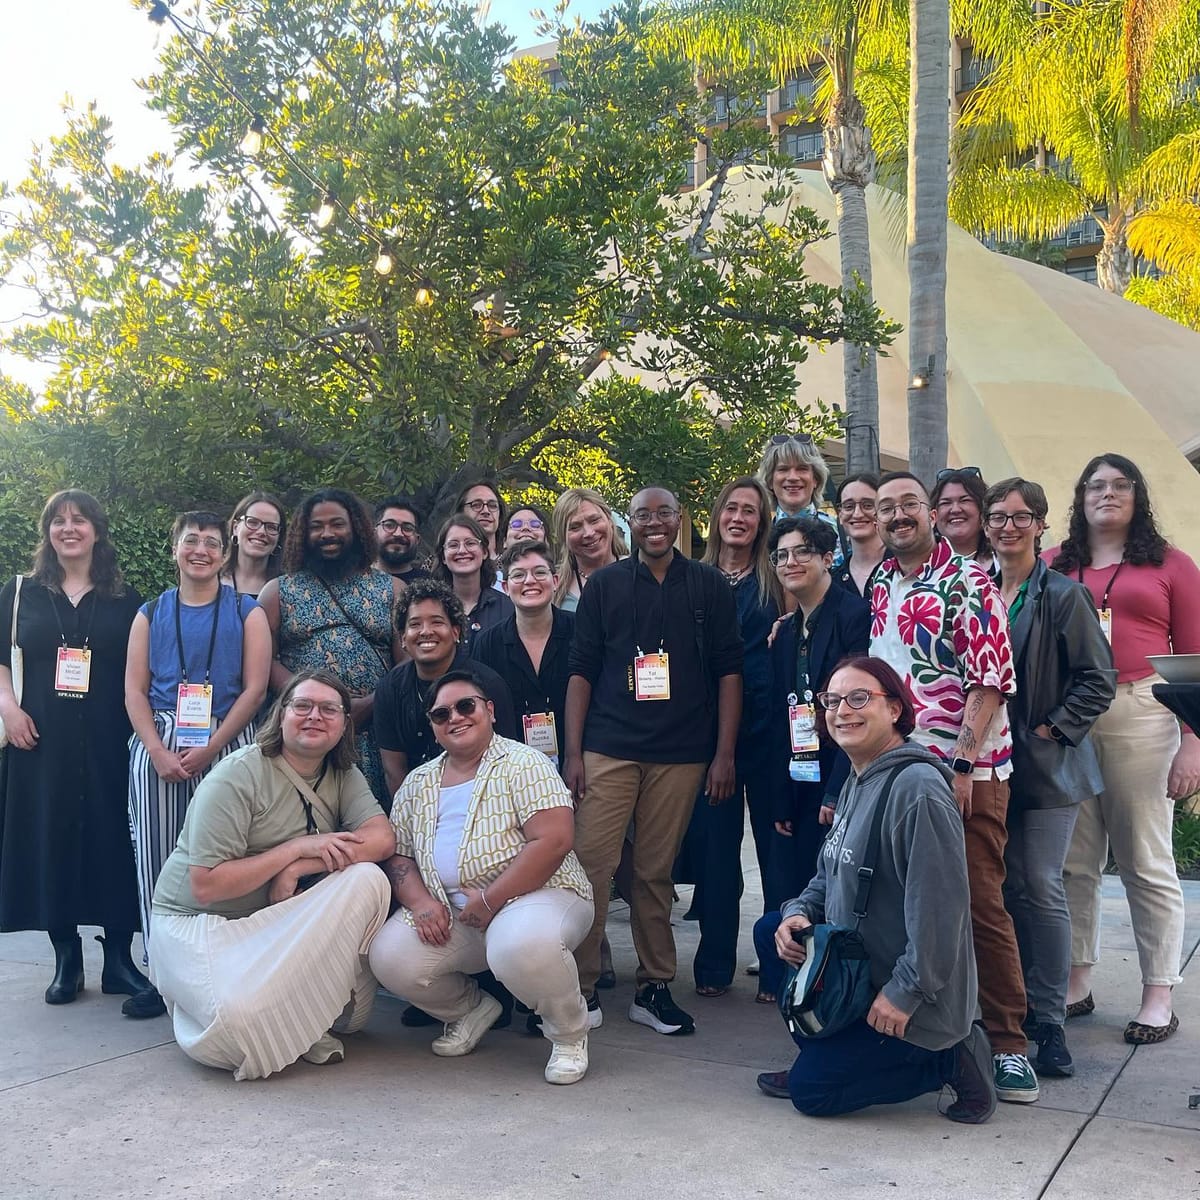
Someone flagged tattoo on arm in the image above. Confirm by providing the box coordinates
[383,857,412,887]
[955,690,985,756]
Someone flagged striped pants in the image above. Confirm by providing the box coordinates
[128,712,256,954]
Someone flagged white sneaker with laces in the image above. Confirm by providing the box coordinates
[431,993,503,1057]
[545,1036,589,1085]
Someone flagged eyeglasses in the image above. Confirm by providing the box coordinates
[445,538,483,553]
[506,566,553,583]
[377,519,418,535]
[1084,477,1135,495]
[875,499,928,520]
[769,433,815,446]
[239,515,281,535]
[464,498,501,514]
[934,466,983,484]
[428,695,488,725]
[837,499,876,516]
[985,511,1038,529]
[507,517,544,531]
[629,507,680,525]
[178,535,224,552]
[769,545,818,565]
[286,698,347,718]
[815,689,891,711]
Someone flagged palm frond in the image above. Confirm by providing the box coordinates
[1135,127,1200,198]
[1127,198,1200,271]
[949,164,1089,239]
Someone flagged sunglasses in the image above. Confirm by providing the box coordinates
[769,433,815,447]
[934,466,983,484]
[428,695,489,725]
[508,517,544,530]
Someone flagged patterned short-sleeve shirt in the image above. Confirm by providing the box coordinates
[870,538,1015,777]
[389,736,592,922]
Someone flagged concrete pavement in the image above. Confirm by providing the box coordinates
[1,859,1197,1200]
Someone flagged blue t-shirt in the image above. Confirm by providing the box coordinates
[141,586,257,719]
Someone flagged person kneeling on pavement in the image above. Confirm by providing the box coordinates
[369,670,596,1085]
[754,656,997,1123]
[149,671,396,1080]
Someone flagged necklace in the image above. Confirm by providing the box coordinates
[721,563,750,586]
[63,583,92,603]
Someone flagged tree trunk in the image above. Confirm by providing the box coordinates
[824,87,881,475]
[905,0,951,487]
[1097,211,1133,294]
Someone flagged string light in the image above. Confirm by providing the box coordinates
[315,193,337,229]
[414,283,434,306]
[239,115,265,157]
[374,248,394,276]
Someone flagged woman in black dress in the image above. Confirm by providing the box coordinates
[0,490,148,1006]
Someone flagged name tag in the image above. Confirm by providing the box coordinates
[1097,607,1112,643]
[789,757,822,783]
[523,711,559,764]
[634,652,671,701]
[788,703,819,754]
[55,646,92,697]
[176,683,214,748]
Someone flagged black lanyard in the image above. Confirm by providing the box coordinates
[174,590,222,685]
[794,610,816,699]
[49,589,98,650]
[629,555,669,657]
[1078,560,1124,610]
[296,764,329,835]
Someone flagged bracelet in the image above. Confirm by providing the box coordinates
[481,888,496,915]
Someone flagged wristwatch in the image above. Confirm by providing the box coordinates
[950,756,974,775]
[1047,723,1069,745]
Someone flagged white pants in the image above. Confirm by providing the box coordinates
[1063,677,1185,986]
[369,887,594,1043]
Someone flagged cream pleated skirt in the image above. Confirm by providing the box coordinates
[150,863,391,1081]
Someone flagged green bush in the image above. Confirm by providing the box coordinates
[1174,804,1200,873]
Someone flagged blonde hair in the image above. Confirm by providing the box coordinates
[551,488,629,606]
[757,436,830,509]
[702,476,783,610]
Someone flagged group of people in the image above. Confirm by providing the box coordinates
[0,436,1194,1117]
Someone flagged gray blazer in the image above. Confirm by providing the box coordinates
[1008,561,1116,810]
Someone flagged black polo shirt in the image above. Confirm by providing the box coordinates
[568,551,743,763]
[373,648,519,770]
[471,608,576,746]
[464,586,515,649]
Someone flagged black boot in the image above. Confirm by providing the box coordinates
[45,931,84,1005]
[96,932,150,996]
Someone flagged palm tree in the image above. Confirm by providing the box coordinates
[658,0,909,474]
[905,0,951,485]
[951,0,1200,296]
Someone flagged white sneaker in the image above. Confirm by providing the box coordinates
[545,1036,589,1085]
[301,1032,345,1066]
[431,993,503,1057]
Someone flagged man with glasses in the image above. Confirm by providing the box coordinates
[564,486,744,1036]
[868,472,1037,1104]
[373,496,430,583]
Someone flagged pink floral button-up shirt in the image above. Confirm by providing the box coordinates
[870,538,1016,777]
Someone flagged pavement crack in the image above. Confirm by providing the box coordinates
[0,1041,174,1095]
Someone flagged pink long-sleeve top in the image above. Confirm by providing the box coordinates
[1043,545,1200,682]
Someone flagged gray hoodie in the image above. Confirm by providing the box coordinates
[781,741,978,1052]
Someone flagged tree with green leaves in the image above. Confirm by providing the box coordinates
[952,0,1200,297]
[0,0,894,550]
[656,0,909,476]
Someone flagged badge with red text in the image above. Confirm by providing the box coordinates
[175,683,214,748]
[523,711,559,761]
[634,652,671,701]
[789,703,819,754]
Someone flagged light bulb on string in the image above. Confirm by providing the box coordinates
[240,115,265,157]
[315,193,336,229]
[414,284,434,307]
[374,248,394,276]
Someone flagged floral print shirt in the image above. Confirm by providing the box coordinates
[870,538,1015,777]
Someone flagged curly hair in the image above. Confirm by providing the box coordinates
[280,488,376,574]
[224,491,286,582]
[31,489,127,598]
[1049,453,1167,572]
[393,576,466,637]
[432,514,498,592]
[702,476,782,610]
[256,670,358,772]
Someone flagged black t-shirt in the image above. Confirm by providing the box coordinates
[373,648,519,770]
[568,552,743,763]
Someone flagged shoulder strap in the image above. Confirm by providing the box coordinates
[851,762,907,925]
[10,575,23,645]
[271,755,338,829]
[684,558,713,703]
[145,592,161,626]
[314,576,391,672]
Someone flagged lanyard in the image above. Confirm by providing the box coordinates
[1078,560,1123,610]
[794,609,817,698]
[49,589,99,649]
[174,591,222,685]
[629,555,669,657]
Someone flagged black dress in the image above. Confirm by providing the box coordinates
[0,578,142,932]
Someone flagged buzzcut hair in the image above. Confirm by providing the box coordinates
[877,470,929,497]
[426,668,494,712]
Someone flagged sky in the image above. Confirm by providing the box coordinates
[0,0,604,388]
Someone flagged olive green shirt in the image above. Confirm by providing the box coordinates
[152,744,382,920]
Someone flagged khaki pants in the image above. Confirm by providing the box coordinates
[573,753,708,996]
[1064,677,1185,986]
[369,887,594,1042]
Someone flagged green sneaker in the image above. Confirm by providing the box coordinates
[993,1052,1040,1103]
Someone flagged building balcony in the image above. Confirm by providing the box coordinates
[781,129,825,163]
[954,57,995,93]
[777,75,819,112]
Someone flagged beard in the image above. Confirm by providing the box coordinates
[378,540,418,568]
[304,541,360,582]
